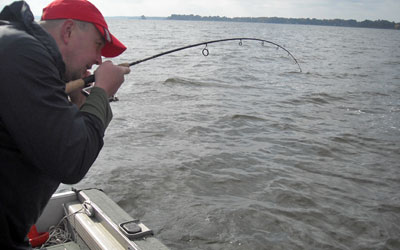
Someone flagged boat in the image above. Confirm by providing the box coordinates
[31,188,169,250]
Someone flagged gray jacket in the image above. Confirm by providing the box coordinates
[0,2,112,248]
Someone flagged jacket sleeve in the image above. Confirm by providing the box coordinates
[80,87,113,129]
[0,28,110,184]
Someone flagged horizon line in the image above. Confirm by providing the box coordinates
[32,15,399,23]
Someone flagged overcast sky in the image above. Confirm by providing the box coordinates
[1,0,399,22]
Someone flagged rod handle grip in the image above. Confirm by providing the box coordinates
[65,75,95,94]
[65,63,129,94]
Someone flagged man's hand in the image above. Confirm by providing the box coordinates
[68,71,91,108]
[94,61,131,97]
[69,87,87,108]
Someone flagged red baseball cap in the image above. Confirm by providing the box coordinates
[41,0,126,58]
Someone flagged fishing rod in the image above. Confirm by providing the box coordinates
[65,37,302,94]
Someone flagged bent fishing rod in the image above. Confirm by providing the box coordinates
[65,37,302,94]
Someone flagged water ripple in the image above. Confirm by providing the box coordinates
[64,20,400,250]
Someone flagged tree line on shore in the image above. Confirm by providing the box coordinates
[167,14,400,30]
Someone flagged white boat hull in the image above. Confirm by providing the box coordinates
[34,188,168,250]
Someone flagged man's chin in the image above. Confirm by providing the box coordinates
[64,71,86,82]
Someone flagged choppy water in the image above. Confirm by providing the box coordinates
[61,20,400,250]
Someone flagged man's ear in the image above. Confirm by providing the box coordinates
[60,19,75,44]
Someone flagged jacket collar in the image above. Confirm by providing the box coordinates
[0,1,66,79]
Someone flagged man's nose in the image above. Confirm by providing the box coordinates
[95,53,102,65]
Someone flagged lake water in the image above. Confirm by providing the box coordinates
[60,20,400,250]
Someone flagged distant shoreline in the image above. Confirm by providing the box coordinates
[166,14,400,30]
[35,14,400,30]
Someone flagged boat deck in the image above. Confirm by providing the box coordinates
[47,242,81,250]
[34,188,169,250]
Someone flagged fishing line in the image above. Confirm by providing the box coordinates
[65,37,302,94]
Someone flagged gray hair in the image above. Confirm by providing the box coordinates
[40,19,90,31]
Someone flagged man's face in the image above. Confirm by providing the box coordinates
[63,21,105,81]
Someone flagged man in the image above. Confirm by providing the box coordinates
[0,0,130,248]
